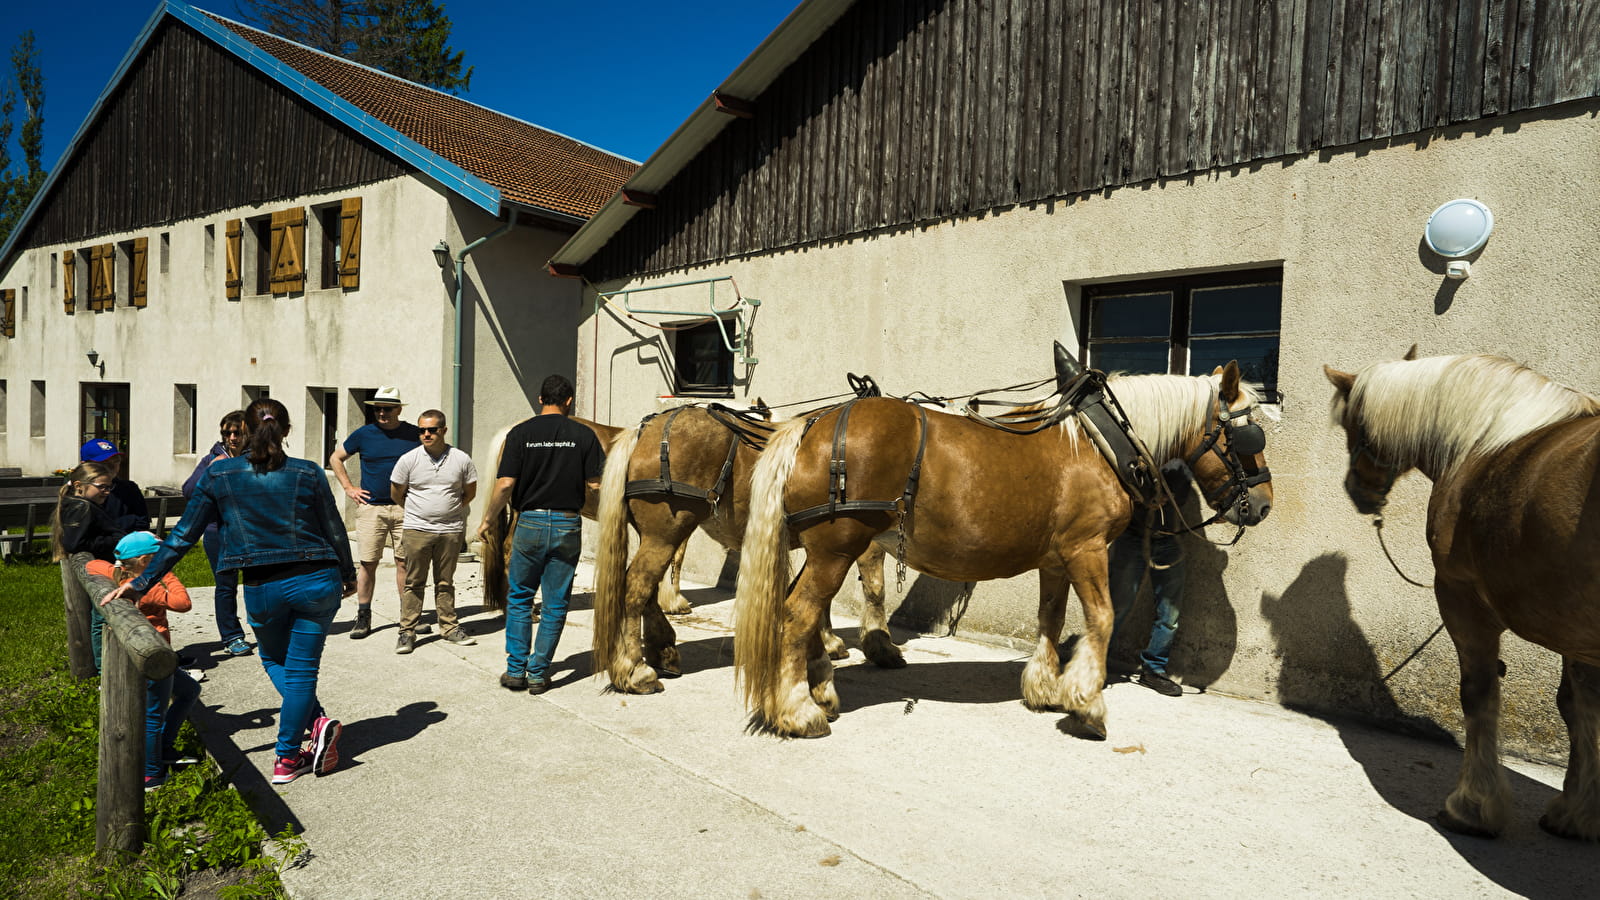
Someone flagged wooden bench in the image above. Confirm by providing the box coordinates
[0,493,191,557]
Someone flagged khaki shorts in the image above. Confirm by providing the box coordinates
[355,503,406,563]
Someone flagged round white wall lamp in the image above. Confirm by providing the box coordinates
[1424,199,1493,280]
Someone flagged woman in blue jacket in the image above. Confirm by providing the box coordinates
[106,398,356,785]
[182,410,253,658]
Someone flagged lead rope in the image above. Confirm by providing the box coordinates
[1371,513,1446,682]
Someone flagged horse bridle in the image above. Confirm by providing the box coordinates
[1166,394,1271,534]
[1346,430,1402,510]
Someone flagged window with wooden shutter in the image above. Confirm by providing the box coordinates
[131,237,149,308]
[63,249,75,314]
[2,289,14,338]
[89,245,114,310]
[339,197,361,290]
[225,219,242,300]
[268,207,307,294]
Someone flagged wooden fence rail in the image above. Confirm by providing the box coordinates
[62,551,178,859]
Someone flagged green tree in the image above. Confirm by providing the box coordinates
[0,30,45,247]
[234,0,472,94]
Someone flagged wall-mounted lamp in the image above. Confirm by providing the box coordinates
[87,348,104,375]
[432,240,451,269]
[1424,198,1493,281]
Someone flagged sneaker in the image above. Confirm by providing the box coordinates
[144,773,167,792]
[500,672,528,691]
[163,753,201,767]
[309,716,342,776]
[527,677,549,695]
[225,637,254,657]
[395,632,415,655]
[350,607,372,640]
[442,628,476,646]
[1137,667,1183,698]
[416,623,433,635]
[181,666,207,684]
[271,751,314,784]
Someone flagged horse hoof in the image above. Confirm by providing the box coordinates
[1436,808,1500,839]
[615,664,663,695]
[658,647,683,677]
[827,645,850,661]
[1538,810,1600,842]
[861,635,907,669]
[661,594,692,616]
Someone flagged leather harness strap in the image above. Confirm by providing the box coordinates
[623,406,743,507]
[786,400,930,528]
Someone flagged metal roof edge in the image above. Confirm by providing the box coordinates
[547,0,855,270]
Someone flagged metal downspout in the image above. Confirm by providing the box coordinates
[452,221,514,428]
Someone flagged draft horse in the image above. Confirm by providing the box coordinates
[592,403,894,695]
[480,418,640,611]
[1325,348,1600,841]
[735,358,1272,738]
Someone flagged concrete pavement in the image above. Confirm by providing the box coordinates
[167,554,1598,899]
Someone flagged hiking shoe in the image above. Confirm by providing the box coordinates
[442,628,476,646]
[416,623,433,635]
[527,677,549,695]
[500,672,528,691]
[163,753,201,767]
[271,751,314,784]
[181,666,207,684]
[225,637,254,657]
[395,632,415,655]
[144,773,167,792]
[1138,667,1183,698]
[350,607,372,640]
[310,716,342,776]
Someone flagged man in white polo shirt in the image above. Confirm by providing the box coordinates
[389,408,478,655]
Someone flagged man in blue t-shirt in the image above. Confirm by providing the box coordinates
[476,374,604,694]
[330,386,421,639]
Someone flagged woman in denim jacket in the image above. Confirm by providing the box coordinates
[106,398,357,785]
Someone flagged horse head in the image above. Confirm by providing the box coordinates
[1322,345,1418,515]
[1186,360,1274,526]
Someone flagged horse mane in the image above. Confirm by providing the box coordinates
[1107,371,1254,460]
[1348,354,1600,474]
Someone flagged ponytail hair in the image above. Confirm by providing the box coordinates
[51,461,114,560]
[245,398,292,472]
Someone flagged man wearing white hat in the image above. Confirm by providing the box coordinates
[330,386,421,639]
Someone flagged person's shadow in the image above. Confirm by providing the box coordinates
[333,701,448,766]
[1262,554,1599,894]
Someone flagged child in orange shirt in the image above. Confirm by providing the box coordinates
[91,531,202,791]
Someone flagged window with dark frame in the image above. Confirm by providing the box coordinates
[1082,268,1282,403]
[672,318,735,397]
[318,205,343,289]
[81,383,131,457]
[250,216,271,294]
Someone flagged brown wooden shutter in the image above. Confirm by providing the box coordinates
[98,244,116,309]
[225,219,242,300]
[131,237,149,308]
[63,250,75,313]
[281,207,306,293]
[267,209,287,293]
[88,245,106,309]
[339,197,361,290]
[2,289,14,338]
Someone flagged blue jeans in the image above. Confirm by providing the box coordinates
[146,668,202,777]
[1109,528,1185,675]
[505,510,581,681]
[245,566,340,758]
[203,531,246,645]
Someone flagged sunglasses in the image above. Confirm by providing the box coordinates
[81,481,113,490]
[221,429,245,437]
[418,426,444,434]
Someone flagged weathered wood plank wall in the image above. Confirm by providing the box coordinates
[590,0,1600,281]
[17,21,410,252]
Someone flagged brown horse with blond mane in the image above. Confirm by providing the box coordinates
[592,404,893,695]
[735,359,1272,739]
[1325,347,1600,841]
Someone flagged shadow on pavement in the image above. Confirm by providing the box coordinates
[1263,554,1598,896]
[337,701,448,766]
[192,701,305,837]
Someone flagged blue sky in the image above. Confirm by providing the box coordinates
[1,0,798,170]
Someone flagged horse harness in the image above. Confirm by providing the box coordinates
[622,404,775,511]
[1159,393,1272,539]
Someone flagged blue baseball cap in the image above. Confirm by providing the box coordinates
[115,531,162,560]
[80,438,121,462]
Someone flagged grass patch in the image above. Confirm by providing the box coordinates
[0,551,298,899]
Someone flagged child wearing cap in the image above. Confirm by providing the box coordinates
[90,532,201,791]
[79,438,150,533]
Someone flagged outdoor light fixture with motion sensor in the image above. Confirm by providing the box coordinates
[1424,199,1493,281]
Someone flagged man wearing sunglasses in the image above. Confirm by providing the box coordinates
[181,411,254,658]
[389,409,478,654]
[331,386,422,640]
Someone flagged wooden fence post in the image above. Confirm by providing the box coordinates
[60,558,97,680]
[67,553,178,859]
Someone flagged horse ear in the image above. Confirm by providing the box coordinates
[1219,360,1242,402]
[1324,365,1356,395]
[1402,344,1419,360]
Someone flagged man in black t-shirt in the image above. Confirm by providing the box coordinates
[476,375,604,694]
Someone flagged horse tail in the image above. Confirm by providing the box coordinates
[592,423,644,673]
[734,417,807,723]
[481,425,513,613]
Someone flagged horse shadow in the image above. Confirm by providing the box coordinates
[1263,553,1598,894]
[1106,531,1240,688]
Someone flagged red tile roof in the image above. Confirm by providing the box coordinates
[206,13,636,220]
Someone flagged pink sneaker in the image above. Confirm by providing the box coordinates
[271,751,313,784]
[310,716,342,776]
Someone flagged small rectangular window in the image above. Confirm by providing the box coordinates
[160,232,170,275]
[671,318,736,397]
[205,224,215,275]
[250,217,271,295]
[0,379,8,434]
[1084,267,1282,402]
[307,387,339,467]
[29,380,45,437]
[50,253,57,287]
[174,384,197,454]
[350,387,379,428]
[81,383,131,456]
[243,385,270,408]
